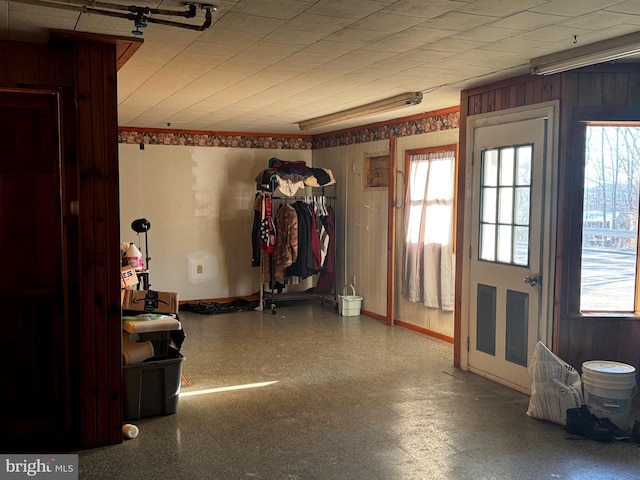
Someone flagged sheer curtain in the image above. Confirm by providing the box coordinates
[402,150,455,310]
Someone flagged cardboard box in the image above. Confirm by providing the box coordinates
[121,266,139,289]
[122,290,179,315]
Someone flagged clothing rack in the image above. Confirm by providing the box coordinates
[253,169,337,315]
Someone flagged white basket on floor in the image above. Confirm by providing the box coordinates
[338,284,363,317]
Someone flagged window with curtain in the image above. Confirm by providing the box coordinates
[402,148,456,310]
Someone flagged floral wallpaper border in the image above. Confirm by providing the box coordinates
[312,110,459,149]
[118,109,460,150]
[118,128,313,150]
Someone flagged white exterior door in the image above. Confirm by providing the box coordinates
[464,103,558,393]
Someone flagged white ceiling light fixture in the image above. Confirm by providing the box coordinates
[298,92,423,131]
[531,31,640,75]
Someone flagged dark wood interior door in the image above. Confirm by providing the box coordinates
[0,90,71,446]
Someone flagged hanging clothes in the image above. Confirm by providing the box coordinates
[259,193,276,253]
[273,203,298,284]
[287,201,314,279]
[315,206,335,294]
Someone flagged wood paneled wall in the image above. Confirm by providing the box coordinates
[73,40,123,448]
[457,66,640,374]
[558,66,640,372]
[0,38,123,449]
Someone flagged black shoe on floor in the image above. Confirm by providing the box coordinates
[597,417,631,441]
[632,420,640,443]
[565,405,614,443]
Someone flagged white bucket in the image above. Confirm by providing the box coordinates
[582,360,637,429]
[338,284,362,317]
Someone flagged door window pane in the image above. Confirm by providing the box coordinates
[479,145,533,265]
[499,147,515,186]
[498,187,514,224]
[483,150,498,186]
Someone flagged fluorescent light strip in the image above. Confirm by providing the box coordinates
[180,380,278,397]
[531,31,640,75]
[298,92,423,131]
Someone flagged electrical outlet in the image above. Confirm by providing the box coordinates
[196,265,203,274]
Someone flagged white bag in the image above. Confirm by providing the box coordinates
[526,341,583,425]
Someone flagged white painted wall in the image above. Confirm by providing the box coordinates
[314,129,459,339]
[119,130,458,340]
[313,141,389,317]
[119,143,312,301]
[395,130,459,338]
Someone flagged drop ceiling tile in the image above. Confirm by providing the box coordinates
[230,0,312,20]
[215,60,267,74]
[305,60,369,76]
[326,27,390,43]
[198,27,265,46]
[467,53,529,69]
[212,11,286,33]
[306,0,386,20]
[530,0,631,17]
[184,41,245,57]
[8,1,77,16]
[303,41,363,55]
[75,13,134,35]
[488,11,560,30]
[170,51,232,68]
[282,50,341,64]
[337,49,396,63]
[261,61,317,75]
[8,9,77,41]
[568,24,640,43]
[381,0,467,18]
[367,57,421,72]
[419,38,485,53]
[478,37,548,53]
[458,0,547,17]
[453,26,525,43]
[228,51,291,65]
[283,13,356,33]
[118,63,164,100]
[262,28,327,45]
[361,38,424,53]
[394,49,454,62]
[419,11,495,31]
[127,41,187,64]
[248,83,318,103]
[385,26,454,44]
[559,10,640,29]
[350,13,426,32]
[279,70,344,87]
[606,1,640,14]
[515,25,591,42]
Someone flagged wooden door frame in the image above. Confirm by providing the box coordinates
[387,141,458,329]
[459,101,560,374]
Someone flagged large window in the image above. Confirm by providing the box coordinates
[402,147,456,310]
[580,125,640,312]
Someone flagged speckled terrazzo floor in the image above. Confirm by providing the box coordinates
[76,303,640,480]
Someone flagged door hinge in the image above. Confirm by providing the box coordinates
[468,245,471,259]
[467,336,470,352]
